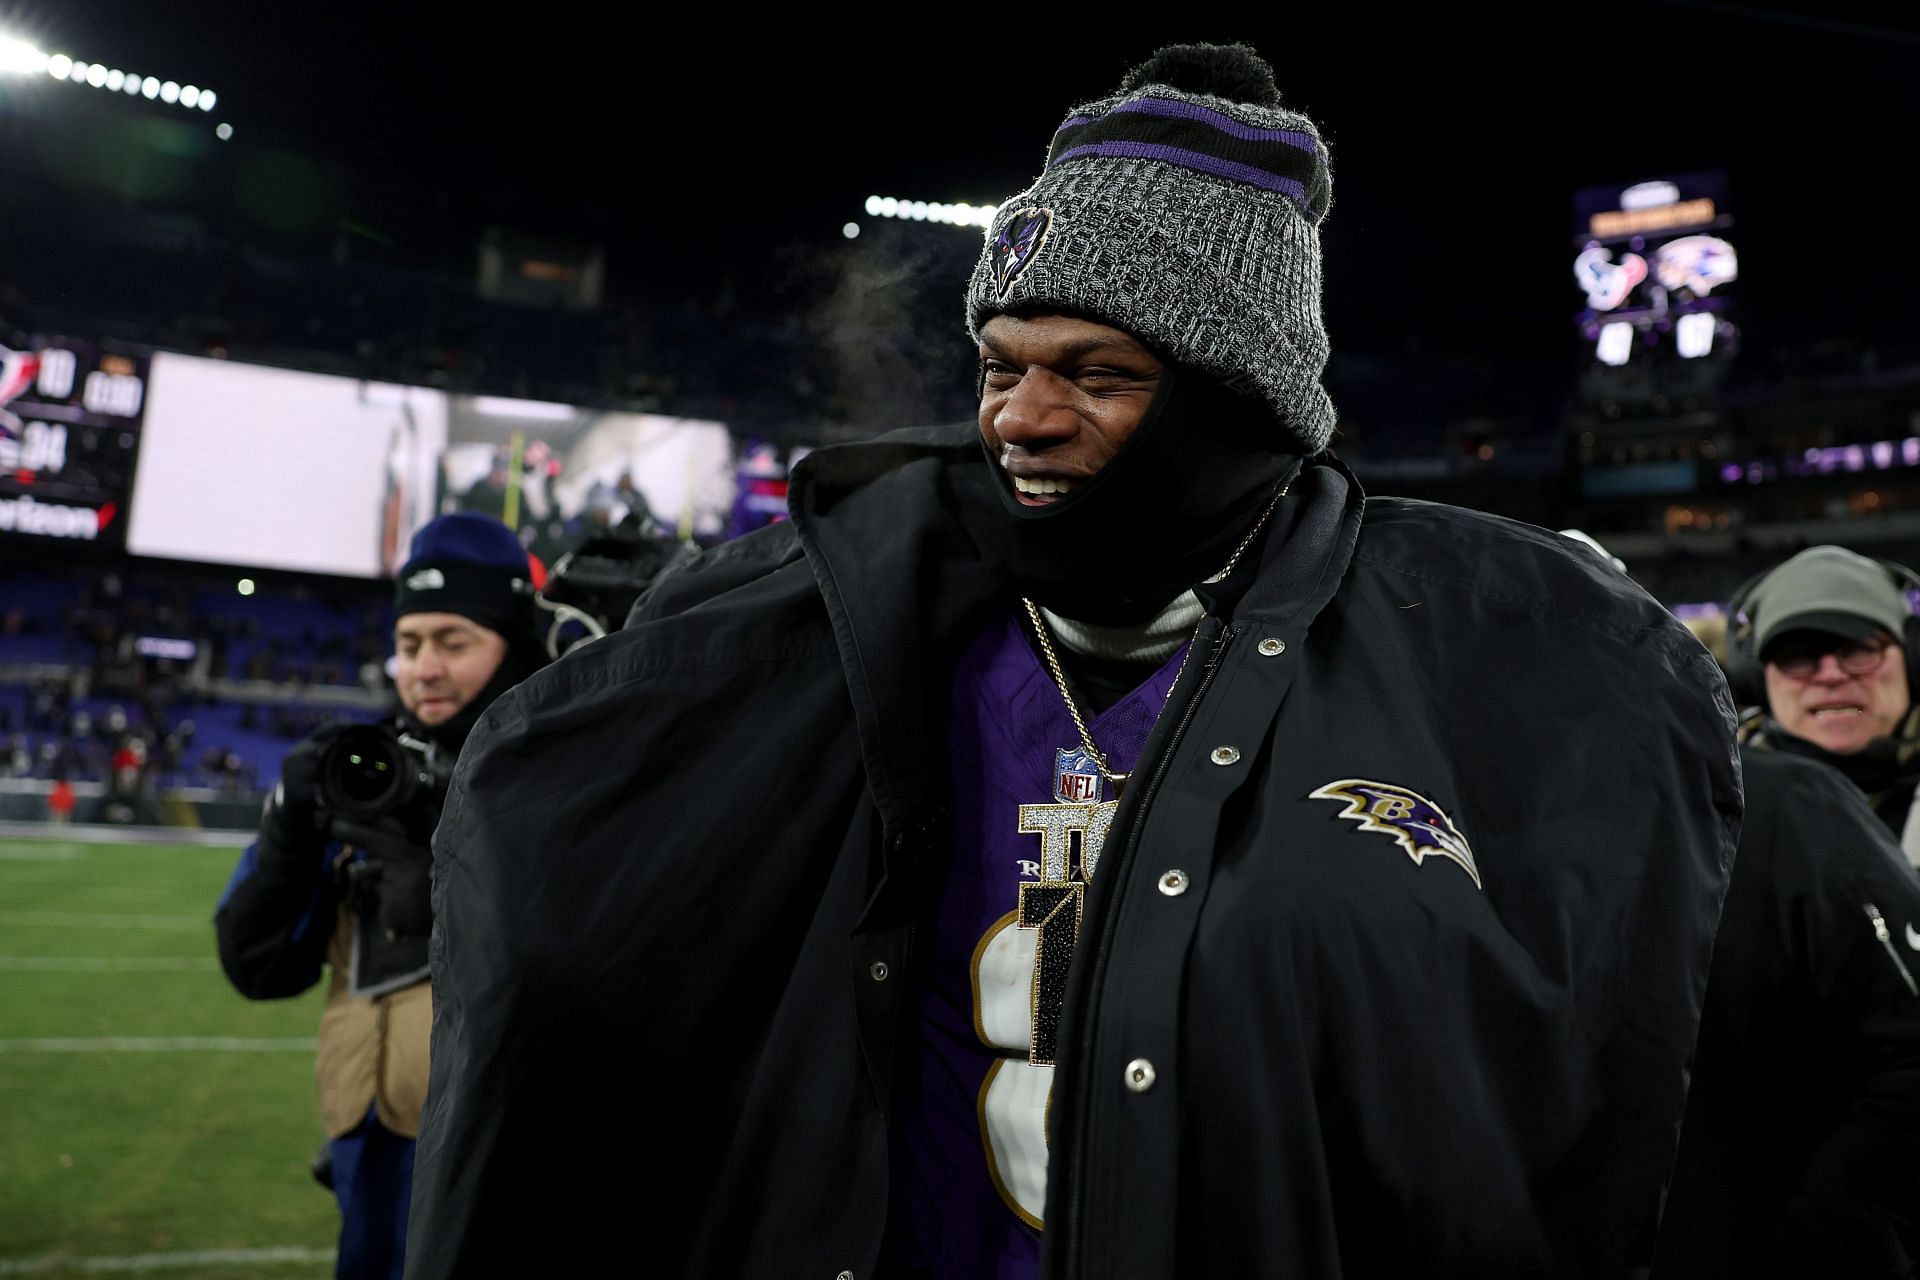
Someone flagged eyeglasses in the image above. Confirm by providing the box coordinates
[1769,637,1897,679]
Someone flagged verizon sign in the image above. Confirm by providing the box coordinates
[0,493,111,539]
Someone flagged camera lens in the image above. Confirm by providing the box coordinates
[318,725,421,821]
[337,748,397,807]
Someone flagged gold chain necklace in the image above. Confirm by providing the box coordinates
[1020,475,1294,792]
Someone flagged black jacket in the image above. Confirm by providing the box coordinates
[1742,715,1920,850]
[406,430,1741,1279]
[1655,746,1920,1277]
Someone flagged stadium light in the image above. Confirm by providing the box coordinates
[0,29,221,118]
[0,34,50,75]
[215,122,232,141]
[863,194,998,230]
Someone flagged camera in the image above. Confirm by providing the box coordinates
[317,723,436,824]
[539,518,698,657]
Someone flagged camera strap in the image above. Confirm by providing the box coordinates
[348,918,430,999]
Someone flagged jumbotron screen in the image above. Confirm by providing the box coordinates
[124,354,734,580]
[1572,172,1738,369]
[438,395,734,567]
[127,353,447,578]
[0,339,148,546]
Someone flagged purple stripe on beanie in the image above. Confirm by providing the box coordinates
[1049,99,1318,151]
[1108,96,1318,150]
[1049,141,1320,218]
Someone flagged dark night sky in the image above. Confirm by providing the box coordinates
[10,1,1920,368]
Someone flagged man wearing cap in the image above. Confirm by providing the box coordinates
[216,512,547,1280]
[409,44,1739,1278]
[1653,547,1920,1276]
[1736,545,1920,850]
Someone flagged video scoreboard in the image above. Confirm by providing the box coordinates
[1572,173,1738,372]
[0,340,148,546]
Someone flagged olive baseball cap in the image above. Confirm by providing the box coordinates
[1746,546,1912,659]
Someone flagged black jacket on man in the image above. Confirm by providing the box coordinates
[1752,714,1920,861]
[1655,746,1920,1276]
[405,428,1741,1279]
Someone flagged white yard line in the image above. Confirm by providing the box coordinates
[0,913,208,931]
[0,822,253,847]
[0,958,217,972]
[0,1245,335,1274]
[0,1037,316,1054]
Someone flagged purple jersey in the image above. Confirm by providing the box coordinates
[888,608,1188,1277]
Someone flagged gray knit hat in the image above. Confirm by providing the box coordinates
[965,44,1336,455]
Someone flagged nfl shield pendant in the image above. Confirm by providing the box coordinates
[1054,747,1104,805]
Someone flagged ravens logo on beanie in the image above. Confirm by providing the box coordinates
[966,42,1337,455]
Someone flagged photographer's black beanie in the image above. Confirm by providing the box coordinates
[393,512,547,749]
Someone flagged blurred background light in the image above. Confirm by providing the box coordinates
[0,34,50,74]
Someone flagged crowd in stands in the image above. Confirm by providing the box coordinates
[4,521,1916,819]
[0,564,392,804]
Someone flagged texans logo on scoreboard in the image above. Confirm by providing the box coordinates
[990,207,1053,297]
[0,347,40,437]
[1055,747,1103,804]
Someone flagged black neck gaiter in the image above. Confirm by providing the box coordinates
[966,366,1302,625]
[1759,708,1920,796]
[398,635,546,757]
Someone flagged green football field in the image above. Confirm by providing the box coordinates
[0,835,337,1278]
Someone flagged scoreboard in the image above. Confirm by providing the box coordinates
[0,340,147,545]
[0,333,739,577]
[1572,173,1737,372]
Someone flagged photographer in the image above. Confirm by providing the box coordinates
[214,513,548,1280]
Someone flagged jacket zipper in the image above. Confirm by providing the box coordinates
[1865,903,1919,997]
[1057,622,1235,1275]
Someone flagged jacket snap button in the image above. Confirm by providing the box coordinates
[869,961,889,982]
[1157,870,1189,896]
[1124,1058,1157,1093]
[1210,745,1240,766]
[1258,637,1285,657]
[837,1273,855,1280]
